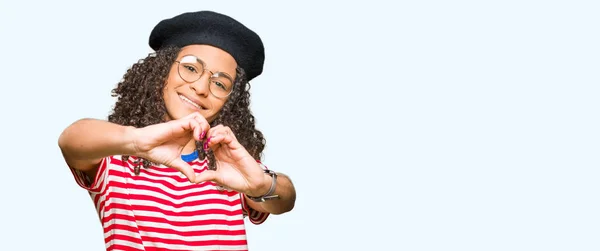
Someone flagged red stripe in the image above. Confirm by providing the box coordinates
[136,165,204,178]
[105,234,144,248]
[108,169,199,187]
[105,230,247,248]
[105,223,141,235]
[106,244,145,251]
[110,192,241,208]
[109,180,238,199]
[109,223,247,237]
[70,169,87,190]
[119,157,207,173]
[103,213,244,227]
[108,169,218,191]
[144,246,245,251]
[136,235,247,246]
[144,247,195,251]
[93,156,109,187]
[106,233,247,251]
[139,225,246,237]
[239,195,269,224]
[82,157,113,210]
[249,211,268,224]
[105,203,243,217]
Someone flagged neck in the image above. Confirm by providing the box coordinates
[182,139,198,155]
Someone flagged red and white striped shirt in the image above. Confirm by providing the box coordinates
[70,151,269,251]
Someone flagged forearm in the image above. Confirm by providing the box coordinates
[246,173,296,215]
[58,118,137,164]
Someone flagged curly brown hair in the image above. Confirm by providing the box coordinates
[108,46,266,174]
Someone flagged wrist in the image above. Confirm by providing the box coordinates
[246,173,272,197]
[245,169,280,202]
[122,126,140,156]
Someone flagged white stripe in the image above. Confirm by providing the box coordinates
[105,227,141,239]
[108,171,221,191]
[107,228,246,242]
[105,236,145,250]
[93,158,109,190]
[112,178,225,196]
[141,242,248,251]
[118,157,208,174]
[105,197,242,215]
[103,217,245,232]
[104,208,244,222]
[94,194,103,212]
[108,186,240,207]
[135,219,245,231]
[73,170,87,188]
[144,163,208,175]
[120,186,239,204]
[136,166,196,178]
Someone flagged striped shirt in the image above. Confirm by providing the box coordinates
[70,151,269,251]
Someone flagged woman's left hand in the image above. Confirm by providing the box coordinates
[193,125,270,196]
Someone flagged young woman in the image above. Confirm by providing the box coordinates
[58,10,296,251]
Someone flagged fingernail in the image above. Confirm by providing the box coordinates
[204,136,213,150]
[203,141,208,150]
[200,131,205,140]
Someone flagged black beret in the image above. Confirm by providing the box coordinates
[149,11,265,81]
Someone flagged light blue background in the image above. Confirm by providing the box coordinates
[0,0,598,250]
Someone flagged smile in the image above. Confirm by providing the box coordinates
[179,95,204,110]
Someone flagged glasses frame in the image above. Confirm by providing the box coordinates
[175,55,235,98]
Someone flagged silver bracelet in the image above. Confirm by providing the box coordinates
[246,169,280,202]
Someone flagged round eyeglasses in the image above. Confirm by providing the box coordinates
[175,55,235,98]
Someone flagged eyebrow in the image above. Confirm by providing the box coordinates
[181,55,235,80]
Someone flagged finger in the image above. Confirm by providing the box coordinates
[179,118,202,139]
[190,113,211,140]
[182,112,210,140]
[207,131,237,148]
[206,124,224,138]
[194,169,219,184]
[185,118,203,142]
[183,111,202,120]
[206,125,235,142]
[222,126,238,141]
[207,126,240,149]
[167,158,197,183]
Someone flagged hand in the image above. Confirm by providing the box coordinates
[195,125,270,196]
[130,112,209,182]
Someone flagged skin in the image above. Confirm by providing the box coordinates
[58,44,295,214]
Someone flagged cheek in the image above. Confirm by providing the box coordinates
[164,67,182,89]
[164,75,184,92]
[163,79,180,102]
[211,98,227,111]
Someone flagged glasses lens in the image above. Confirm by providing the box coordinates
[209,73,233,98]
[178,55,203,82]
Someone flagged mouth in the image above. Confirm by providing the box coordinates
[179,95,205,110]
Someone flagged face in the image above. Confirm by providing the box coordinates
[163,45,238,122]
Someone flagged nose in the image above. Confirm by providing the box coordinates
[189,73,210,97]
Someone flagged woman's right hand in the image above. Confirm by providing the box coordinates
[129,112,209,182]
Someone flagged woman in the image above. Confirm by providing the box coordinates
[58,10,296,251]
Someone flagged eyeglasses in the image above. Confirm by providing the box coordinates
[175,55,235,98]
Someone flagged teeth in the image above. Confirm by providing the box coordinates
[179,95,201,109]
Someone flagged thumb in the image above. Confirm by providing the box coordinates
[167,158,197,183]
[194,169,219,184]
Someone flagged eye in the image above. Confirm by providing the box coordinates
[213,81,228,91]
[183,64,199,73]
